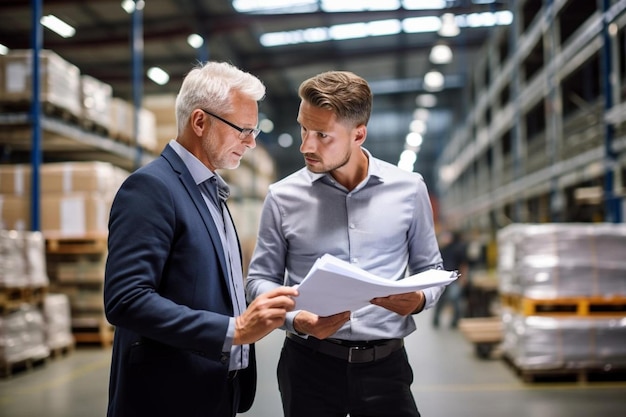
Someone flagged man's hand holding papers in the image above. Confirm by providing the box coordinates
[293,254,458,317]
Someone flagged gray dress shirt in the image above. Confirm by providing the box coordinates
[246,148,444,341]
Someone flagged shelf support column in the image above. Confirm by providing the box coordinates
[30,0,43,232]
[132,0,144,170]
[601,0,622,222]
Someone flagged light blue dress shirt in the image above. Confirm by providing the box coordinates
[246,148,444,341]
[169,140,247,370]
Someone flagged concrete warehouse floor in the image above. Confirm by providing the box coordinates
[1,308,625,417]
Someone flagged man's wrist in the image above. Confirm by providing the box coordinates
[412,292,426,314]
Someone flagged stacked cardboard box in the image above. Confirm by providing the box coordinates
[0,49,82,118]
[143,93,177,152]
[0,161,128,237]
[109,97,157,151]
[80,74,112,132]
[109,97,134,143]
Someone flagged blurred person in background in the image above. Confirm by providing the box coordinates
[432,230,469,329]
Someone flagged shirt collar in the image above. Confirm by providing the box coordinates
[168,140,231,199]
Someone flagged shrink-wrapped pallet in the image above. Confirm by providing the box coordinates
[43,293,73,350]
[497,223,626,298]
[0,304,49,365]
[0,230,48,288]
[0,49,81,118]
[501,312,626,370]
[0,230,27,288]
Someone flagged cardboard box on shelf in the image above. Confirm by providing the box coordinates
[0,49,82,118]
[0,161,128,196]
[80,74,113,131]
[109,97,134,143]
[0,193,112,238]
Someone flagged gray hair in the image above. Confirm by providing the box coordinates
[175,61,266,134]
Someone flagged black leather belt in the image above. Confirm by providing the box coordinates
[286,332,403,363]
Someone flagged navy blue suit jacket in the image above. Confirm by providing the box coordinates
[104,144,256,417]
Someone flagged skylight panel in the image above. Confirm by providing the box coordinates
[321,0,400,12]
[232,0,318,14]
[402,0,447,10]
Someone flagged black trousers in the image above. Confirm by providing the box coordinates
[278,337,420,417]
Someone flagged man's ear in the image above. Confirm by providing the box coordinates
[354,124,367,146]
[191,109,207,136]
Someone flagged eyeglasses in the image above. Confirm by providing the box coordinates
[201,109,261,140]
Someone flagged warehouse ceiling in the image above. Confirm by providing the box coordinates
[0,0,512,188]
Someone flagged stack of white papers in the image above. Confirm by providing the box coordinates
[294,254,458,316]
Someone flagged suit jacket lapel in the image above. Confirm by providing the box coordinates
[161,145,231,280]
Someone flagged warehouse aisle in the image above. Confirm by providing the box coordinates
[1,309,625,417]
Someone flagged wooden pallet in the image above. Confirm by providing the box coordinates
[45,234,108,254]
[72,320,114,347]
[0,286,48,313]
[80,118,110,137]
[0,287,28,306]
[48,341,76,360]
[502,354,626,383]
[458,317,503,359]
[0,353,49,378]
[0,100,81,124]
[501,294,626,317]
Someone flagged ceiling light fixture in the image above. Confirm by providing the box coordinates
[259,118,275,133]
[121,0,135,13]
[398,149,418,172]
[415,94,437,108]
[409,119,426,135]
[438,13,460,37]
[187,34,204,49]
[121,0,144,13]
[413,108,430,121]
[423,70,445,91]
[278,133,294,148]
[147,67,169,85]
[406,132,423,148]
[40,15,75,38]
[429,44,453,64]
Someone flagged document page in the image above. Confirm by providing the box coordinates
[294,254,458,316]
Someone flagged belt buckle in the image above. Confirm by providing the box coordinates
[347,345,373,363]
